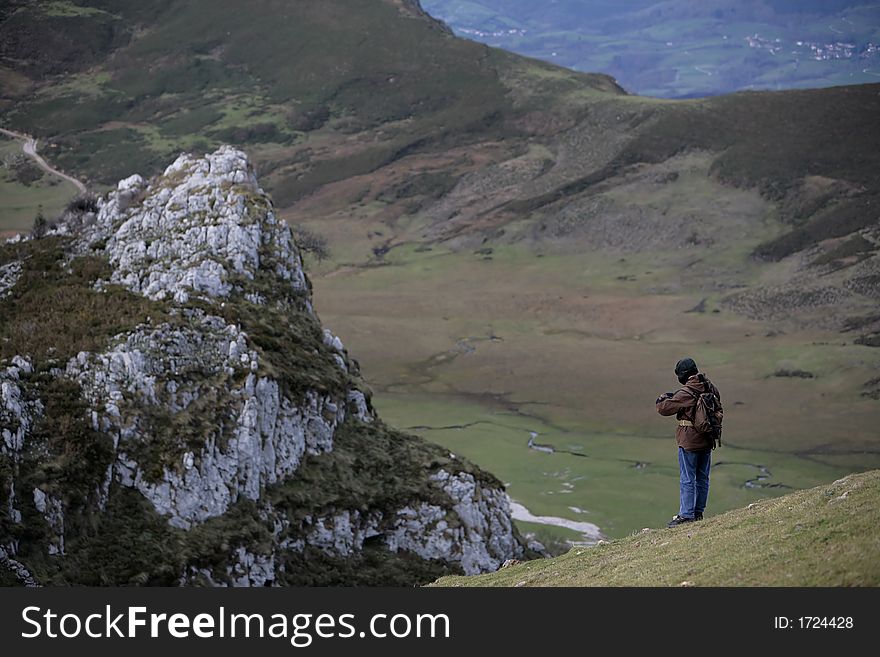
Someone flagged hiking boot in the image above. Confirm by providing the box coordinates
[695,513,704,521]
[666,514,694,528]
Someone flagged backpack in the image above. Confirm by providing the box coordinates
[688,374,723,449]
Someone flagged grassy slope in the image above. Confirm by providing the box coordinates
[0,0,617,181]
[432,469,880,586]
[618,85,880,260]
[2,1,878,259]
[0,0,619,229]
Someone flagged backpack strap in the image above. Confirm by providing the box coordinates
[696,373,721,449]
[682,386,700,423]
[698,372,711,395]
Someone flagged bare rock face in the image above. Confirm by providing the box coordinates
[0,146,526,586]
[86,147,310,305]
[384,471,523,575]
[64,317,346,530]
[0,261,21,299]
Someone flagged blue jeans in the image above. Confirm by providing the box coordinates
[678,447,711,518]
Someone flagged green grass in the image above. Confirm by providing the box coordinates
[0,237,169,364]
[4,0,878,271]
[52,127,168,185]
[312,238,880,538]
[0,3,129,79]
[158,105,224,137]
[32,71,112,99]
[371,392,854,539]
[431,468,880,586]
[621,85,880,194]
[0,138,79,232]
[1,0,623,194]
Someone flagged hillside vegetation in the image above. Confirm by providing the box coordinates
[432,469,880,586]
[0,0,619,192]
[2,1,878,268]
[2,0,879,544]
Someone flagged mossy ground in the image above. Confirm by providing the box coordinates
[0,236,170,363]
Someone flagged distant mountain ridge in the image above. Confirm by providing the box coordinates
[422,0,880,97]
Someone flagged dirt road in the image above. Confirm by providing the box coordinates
[0,126,86,194]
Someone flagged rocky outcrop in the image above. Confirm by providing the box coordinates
[385,471,522,574]
[267,470,520,576]
[1,356,40,460]
[74,148,310,306]
[175,466,524,584]
[0,261,21,299]
[0,146,527,585]
[0,545,39,587]
[62,312,361,530]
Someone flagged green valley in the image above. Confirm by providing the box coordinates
[1,0,878,548]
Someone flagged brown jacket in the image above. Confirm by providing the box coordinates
[656,373,723,451]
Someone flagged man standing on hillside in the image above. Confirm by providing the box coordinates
[656,357,723,528]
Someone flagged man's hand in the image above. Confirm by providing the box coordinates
[656,391,674,404]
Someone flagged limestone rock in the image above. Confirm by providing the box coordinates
[0,546,40,587]
[0,146,526,585]
[88,146,310,307]
[65,316,347,529]
[383,471,524,575]
[0,357,41,458]
[32,488,65,555]
[227,546,276,587]
[0,260,21,299]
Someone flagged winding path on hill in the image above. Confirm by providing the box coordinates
[0,127,86,194]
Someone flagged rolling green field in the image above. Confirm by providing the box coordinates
[372,392,855,542]
[311,241,880,542]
